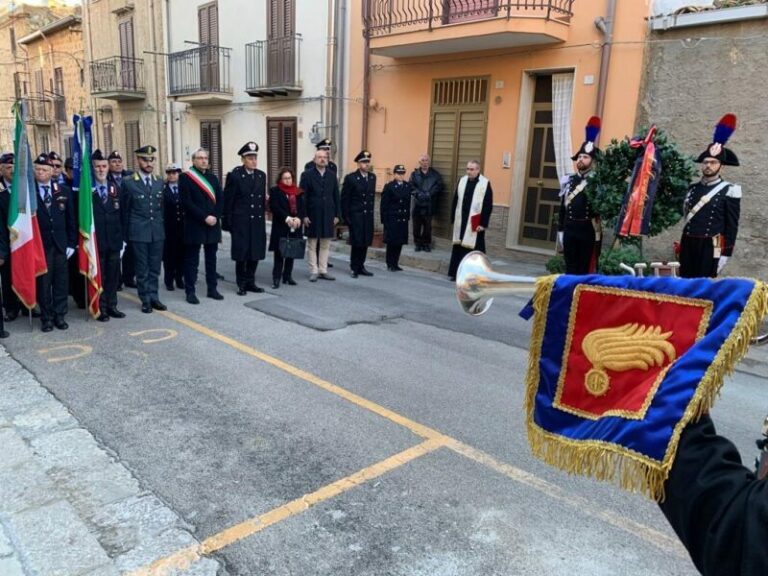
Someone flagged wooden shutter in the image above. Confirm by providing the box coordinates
[198,2,218,45]
[200,120,223,183]
[118,18,135,59]
[266,117,297,186]
[124,121,140,171]
[267,0,295,86]
[198,2,219,91]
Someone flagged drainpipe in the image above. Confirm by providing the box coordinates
[361,0,370,150]
[165,0,176,162]
[149,0,163,165]
[335,0,347,170]
[84,0,98,148]
[326,0,336,144]
[594,0,616,145]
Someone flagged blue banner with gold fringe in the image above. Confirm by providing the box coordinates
[523,274,768,500]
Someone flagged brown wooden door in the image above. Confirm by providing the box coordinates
[266,117,297,186]
[267,0,295,86]
[200,120,223,182]
[118,18,137,90]
[518,75,560,249]
[198,2,219,91]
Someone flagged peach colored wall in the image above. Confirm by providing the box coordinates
[347,0,650,207]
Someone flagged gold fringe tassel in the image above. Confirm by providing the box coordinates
[523,277,768,502]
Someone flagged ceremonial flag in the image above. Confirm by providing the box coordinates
[521,274,768,500]
[73,114,102,318]
[7,102,47,309]
[615,126,661,238]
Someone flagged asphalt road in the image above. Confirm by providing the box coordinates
[4,250,767,576]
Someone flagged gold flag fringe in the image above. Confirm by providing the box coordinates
[524,276,768,502]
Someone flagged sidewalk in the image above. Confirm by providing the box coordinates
[0,347,220,576]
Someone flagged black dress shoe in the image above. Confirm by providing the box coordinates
[424,246,432,252]
[359,268,374,277]
[271,281,280,289]
[97,313,110,322]
[0,329,8,339]
[186,293,200,305]
[207,291,224,300]
[245,285,264,294]
[41,321,54,332]
[141,303,153,313]
[107,308,126,319]
[53,318,68,330]
[151,300,167,311]
[415,245,422,252]
[237,287,247,296]
[328,262,334,268]
[165,284,175,291]
[216,272,225,280]
[350,271,359,278]
[283,278,297,286]
[393,266,403,271]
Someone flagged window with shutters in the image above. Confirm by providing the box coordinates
[200,120,223,183]
[32,69,47,122]
[124,121,140,171]
[266,117,297,186]
[118,18,137,90]
[101,107,114,156]
[198,2,219,92]
[266,0,295,88]
[53,67,66,122]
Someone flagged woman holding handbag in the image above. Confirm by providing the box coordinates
[269,168,307,289]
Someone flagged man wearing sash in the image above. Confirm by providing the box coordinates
[558,117,601,275]
[447,160,493,281]
[679,114,741,278]
[180,148,223,304]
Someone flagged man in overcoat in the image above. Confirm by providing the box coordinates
[341,150,376,278]
[300,149,339,282]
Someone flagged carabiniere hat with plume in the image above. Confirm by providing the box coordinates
[571,116,602,161]
[696,113,739,167]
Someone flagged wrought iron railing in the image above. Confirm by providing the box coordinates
[168,45,232,96]
[364,0,575,37]
[24,96,53,124]
[90,56,146,94]
[245,34,303,92]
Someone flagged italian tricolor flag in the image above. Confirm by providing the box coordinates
[74,115,102,318]
[8,102,47,309]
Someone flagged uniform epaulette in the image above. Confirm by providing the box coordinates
[133,173,140,181]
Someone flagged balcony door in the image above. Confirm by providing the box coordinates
[198,2,220,92]
[267,0,295,87]
[443,0,499,24]
[118,18,137,90]
[266,117,297,186]
[200,120,223,183]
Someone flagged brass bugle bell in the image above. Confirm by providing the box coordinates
[456,251,536,316]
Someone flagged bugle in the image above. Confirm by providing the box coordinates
[455,251,536,316]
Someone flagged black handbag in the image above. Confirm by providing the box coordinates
[279,228,306,259]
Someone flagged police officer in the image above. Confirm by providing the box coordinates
[35,153,76,331]
[108,151,136,289]
[179,148,223,303]
[49,151,66,185]
[162,163,185,291]
[223,142,267,295]
[380,164,412,271]
[679,114,741,279]
[0,152,20,323]
[120,145,166,314]
[558,117,602,275]
[341,150,376,278]
[91,149,125,321]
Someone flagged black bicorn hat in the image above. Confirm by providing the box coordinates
[354,150,372,163]
[91,149,106,161]
[34,153,51,166]
[107,150,122,161]
[237,142,259,157]
[571,116,602,161]
[696,114,739,167]
[48,151,61,162]
[135,145,157,159]
[0,152,14,164]
[393,164,407,174]
[316,138,332,150]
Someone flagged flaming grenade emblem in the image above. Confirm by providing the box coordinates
[581,323,677,396]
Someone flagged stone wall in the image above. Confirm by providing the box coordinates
[637,18,768,279]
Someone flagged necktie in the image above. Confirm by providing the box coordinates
[99,185,107,203]
[42,185,51,208]
[145,176,152,189]
[171,185,178,198]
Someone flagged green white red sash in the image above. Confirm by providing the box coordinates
[185,167,216,203]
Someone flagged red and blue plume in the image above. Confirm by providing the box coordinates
[713,113,736,145]
[585,116,601,143]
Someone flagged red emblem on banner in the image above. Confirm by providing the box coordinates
[554,286,712,420]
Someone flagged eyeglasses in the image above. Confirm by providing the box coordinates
[51,163,62,168]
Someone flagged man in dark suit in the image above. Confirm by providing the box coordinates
[223,141,267,295]
[341,150,376,278]
[34,154,76,331]
[301,149,339,282]
[120,146,166,314]
[179,148,223,304]
[108,150,136,289]
[162,163,185,291]
[0,152,20,323]
[91,149,125,321]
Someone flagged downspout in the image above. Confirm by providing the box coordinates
[594,0,616,146]
[84,0,98,148]
[335,0,347,170]
[361,0,370,149]
[165,0,176,162]
[325,0,336,144]
[149,0,163,165]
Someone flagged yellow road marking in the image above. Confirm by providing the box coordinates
[121,295,686,559]
[128,328,178,344]
[126,437,445,576]
[37,344,93,363]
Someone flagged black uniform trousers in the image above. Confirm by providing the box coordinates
[412,211,432,247]
[163,237,185,288]
[133,241,163,305]
[121,242,136,285]
[237,260,259,288]
[1,259,20,316]
[679,236,718,279]
[350,246,368,273]
[98,250,121,311]
[184,243,218,295]
[563,222,597,275]
[271,255,294,283]
[38,245,69,322]
[386,245,403,268]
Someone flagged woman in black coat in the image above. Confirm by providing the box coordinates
[269,168,306,288]
[380,165,412,271]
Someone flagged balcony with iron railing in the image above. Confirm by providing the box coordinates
[24,96,54,126]
[245,34,303,97]
[167,45,233,104]
[364,0,574,57]
[90,56,146,101]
